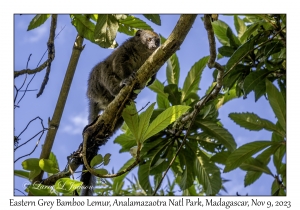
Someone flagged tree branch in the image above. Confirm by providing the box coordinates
[42,14,198,186]
[30,33,85,189]
[36,14,57,97]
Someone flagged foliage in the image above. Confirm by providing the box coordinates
[15,14,286,196]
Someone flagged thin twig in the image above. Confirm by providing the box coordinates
[14,138,41,163]
[37,14,57,98]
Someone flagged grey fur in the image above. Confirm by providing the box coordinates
[87,29,160,123]
[81,30,160,196]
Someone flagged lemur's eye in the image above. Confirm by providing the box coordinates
[147,37,152,41]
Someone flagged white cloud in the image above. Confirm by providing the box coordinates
[62,112,88,135]
[27,25,48,43]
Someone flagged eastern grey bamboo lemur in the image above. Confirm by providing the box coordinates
[80,30,160,196]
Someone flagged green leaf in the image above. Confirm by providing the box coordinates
[27,14,51,31]
[137,103,155,141]
[182,56,210,102]
[234,15,247,38]
[177,145,196,191]
[29,169,41,180]
[210,151,231,165]
[22,158,40,171]
[122,102,139,141]
[280,163,286,186]
[240,22,259,43]
[256,143,281,165]
[261,119,285,137]
[90,154,103,167]
[244,170,263,187]
[226,26,241,48]
[273,144,286,173]
[183,185,198,196]
[195,150,222,195]
[272,126,285,142]
[240,157,272,175]
[70,15,97,46]
[14,170,30,180]
[166,53,180,85]
[27,183,51,195]
[49,152,59,172]
[114,133,136,153]
[215,88,238,109]
[254,79,267,102]
[143,14,161,25]
[266,80,286,132]
[164,84,182,105]
[218,46,236,57]
[223,64,249,89]
[224,141,275,172]
[212,20,240,47]
[243,70,271,95]
[94,168,108,175]
[157,94,170,108]
[39,159,59,173]
[243,144,280,187]
[271,179,280,196]
[138,161,153,195]
[54,178,82,194]
[112,158,135,195]
[229,112,285,137]
[142,105,190,141]
[118,15,152,36]
[103,153,111,166]
[95,14,119,48]
[149,141,173,175]
[226,38,255,73]
[148,79,167,96]
[195,120,236,151]
[229,112,265,131]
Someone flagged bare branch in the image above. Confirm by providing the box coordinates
[14,138,41,163]
[36,14,57,98]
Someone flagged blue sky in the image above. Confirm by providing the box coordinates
[14,14,282,196]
